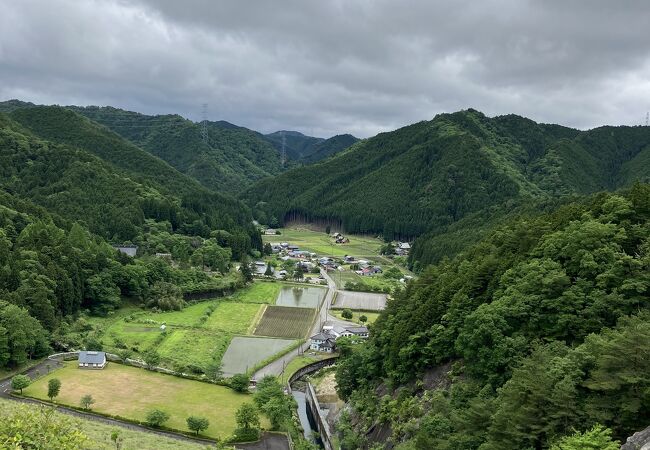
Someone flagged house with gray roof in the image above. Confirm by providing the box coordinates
[78,351,107,369]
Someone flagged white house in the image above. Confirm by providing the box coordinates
[310,324,370,352]
[78,351,107,369]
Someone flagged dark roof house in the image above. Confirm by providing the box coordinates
[78,351,107,369]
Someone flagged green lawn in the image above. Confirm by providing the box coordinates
[263,227,382,257]
[23,362,266,439]
[331,310,380,325]
[227,281,281,304]
[0,398,207,450]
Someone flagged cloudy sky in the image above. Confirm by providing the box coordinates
[1,0,650,137]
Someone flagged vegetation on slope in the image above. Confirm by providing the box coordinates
[0,399,212,449]
[0,109,259,247]
[67,105,284,193]
[335,184,650,449]
[264,130,358,162]
[245,110,650,266]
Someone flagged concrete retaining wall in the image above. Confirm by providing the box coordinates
[288,357,338,386]
[305,382,335,450]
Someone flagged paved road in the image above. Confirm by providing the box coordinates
[252,269,354,381]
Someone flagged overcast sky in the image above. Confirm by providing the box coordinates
[1,1,650,138]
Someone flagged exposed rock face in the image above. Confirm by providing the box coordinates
[622,426,650,450]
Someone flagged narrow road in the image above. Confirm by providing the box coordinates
[252,269,353,381]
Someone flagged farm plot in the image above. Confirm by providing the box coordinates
[203,302,263,334]
[333,290,387,311]
[253,305,315,338]
[275,285,326,308]
[228,281,282,304]
[137,301,215,326]
[221,336,296,376]
[103,320,163,352]
[157,329,231,371]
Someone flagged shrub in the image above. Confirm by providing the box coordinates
[186,415,210,435]
[230,373,250,393]
[145,409,170,428]
[11,375,30,394]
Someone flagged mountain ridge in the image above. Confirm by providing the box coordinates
[244,109,650,264]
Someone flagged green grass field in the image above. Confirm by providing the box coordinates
[204,302,263,333]
[23,362,265,439]
[157,329,231,370]
[263,227,382,257]
[79,280,312,374]
[330,310,380,325]
[0,398,207,450]
[227,281,282,304]
[137,302,215,327]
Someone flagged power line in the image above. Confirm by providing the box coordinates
[201,103,209,144]
[281,131,286,167]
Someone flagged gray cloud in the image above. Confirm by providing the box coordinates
[1,0,650,137]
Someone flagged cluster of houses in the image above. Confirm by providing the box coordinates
[268,242,316,260]
[352,259,383,276]
[309,323,369,353]
[318,256,339,271]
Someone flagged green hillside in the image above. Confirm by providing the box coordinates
[335,184,650,449]
[245,110,650,265]
[67,105,284,194]
[0,110,256,243]
[300,133,359,163]
[264,130,358,162]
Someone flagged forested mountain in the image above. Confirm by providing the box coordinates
[244,109,650,265]
[335,184,650,449]
[300,134,359,163]
[0,109,259,245]
[62,105,284,194]
[0,107,265,371]
[264,130,358,162]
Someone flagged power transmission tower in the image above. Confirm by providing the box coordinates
[201,103,208,144]
[281,132,286,167]
[646,111,649,127]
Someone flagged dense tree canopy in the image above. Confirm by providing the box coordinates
[336,185,650,449]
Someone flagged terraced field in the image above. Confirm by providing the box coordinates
[253,305,315,338]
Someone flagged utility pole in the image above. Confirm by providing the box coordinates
[201,103,208,144]
[646,111,649,127]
